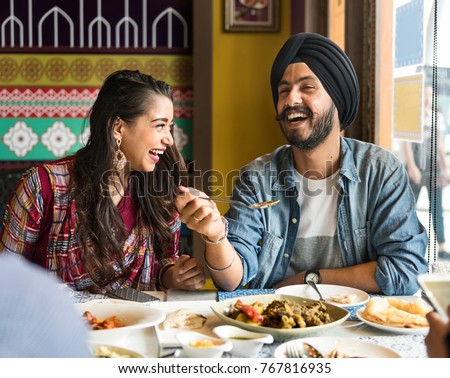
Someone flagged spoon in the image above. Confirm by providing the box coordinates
[306,280,325,302]
[188,188,280,209]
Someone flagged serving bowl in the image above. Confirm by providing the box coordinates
[74,300,165,344]
[210,294,350,341]
[176,331,232,358]
[213,325,273,357]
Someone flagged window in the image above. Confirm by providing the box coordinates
[389,0,450,262]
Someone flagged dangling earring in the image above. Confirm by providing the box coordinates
[113,137,127,170]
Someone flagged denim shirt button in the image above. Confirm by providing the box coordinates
[291,218,298,224]
[283,253,289,258]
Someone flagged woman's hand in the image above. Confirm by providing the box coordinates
[171,254,205,291]
[175,186,226,242]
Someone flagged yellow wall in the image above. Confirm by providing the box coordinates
[211,2,291,204]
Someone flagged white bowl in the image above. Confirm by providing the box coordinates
[88,341,145,358]
[74,301,165,344]
[176,331,232,358]
[213,325,274,357]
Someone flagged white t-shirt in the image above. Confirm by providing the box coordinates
[286,169,343,277]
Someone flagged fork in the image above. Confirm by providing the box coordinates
[285,342,323,358]
[285,342,302,358]
[188,187,280,209]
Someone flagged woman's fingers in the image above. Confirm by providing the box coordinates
[175,256,205,290]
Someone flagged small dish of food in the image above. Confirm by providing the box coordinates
[275,284,369,308]
[88,341,145,358]
[74,301,165,344]
[213,325,274,357]
[176,331,232,358]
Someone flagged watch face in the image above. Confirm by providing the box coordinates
[306,272,319,284]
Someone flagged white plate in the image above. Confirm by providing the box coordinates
[74,301,165,344]
[210,294,350,342]
[275,284,369,308]
[356,308,429,335]
[152,300,222,349]
[273,337,401,358]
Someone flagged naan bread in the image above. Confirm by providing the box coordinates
[386,297,428,317]
[361,297,429,328]
[329,294,357,304]
[161,308,207,330]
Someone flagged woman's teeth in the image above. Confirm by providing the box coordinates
[150,149,164,155]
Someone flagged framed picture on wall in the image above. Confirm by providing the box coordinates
[224,0,280,32]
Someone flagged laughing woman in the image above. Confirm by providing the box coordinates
[0,70,205,292]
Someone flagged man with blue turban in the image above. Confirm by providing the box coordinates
[176,33,428,296]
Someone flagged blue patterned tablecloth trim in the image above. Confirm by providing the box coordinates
[346,304,364,320]
[218,289,275,301]
[72,290,107,303]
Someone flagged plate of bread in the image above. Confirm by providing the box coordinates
[153,300,222,351]
[356,296,430,334]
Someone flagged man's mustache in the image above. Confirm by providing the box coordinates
[275,105,313,122]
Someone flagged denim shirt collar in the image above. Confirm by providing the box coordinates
[271,137,360,192]
[340,137,361,183]
[271,147,297,192]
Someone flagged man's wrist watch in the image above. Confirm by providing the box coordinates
[304,270,321,284]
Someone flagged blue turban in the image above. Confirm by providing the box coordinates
[270,32,360,129]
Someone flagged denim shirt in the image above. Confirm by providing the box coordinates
[225,137,428,295]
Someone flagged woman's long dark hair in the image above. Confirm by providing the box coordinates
[71,70,186,288]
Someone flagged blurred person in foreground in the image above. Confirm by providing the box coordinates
[0,70,204,293]
[0,254,90,357]
[426,305,450,358]
[175,32,428,295]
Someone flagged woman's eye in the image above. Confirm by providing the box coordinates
[154,123,174,132]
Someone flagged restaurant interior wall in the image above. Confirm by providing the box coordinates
[208,1,291,204]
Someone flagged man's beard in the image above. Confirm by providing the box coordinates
[279,103,336,151]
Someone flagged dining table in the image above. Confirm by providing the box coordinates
[71,287,429,359]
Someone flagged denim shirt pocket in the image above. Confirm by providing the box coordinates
[353,224,372,261]
[251,231,284,288]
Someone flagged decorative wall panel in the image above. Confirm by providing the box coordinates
[0,0,193,161]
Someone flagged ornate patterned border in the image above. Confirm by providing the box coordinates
[0,54,192,86]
